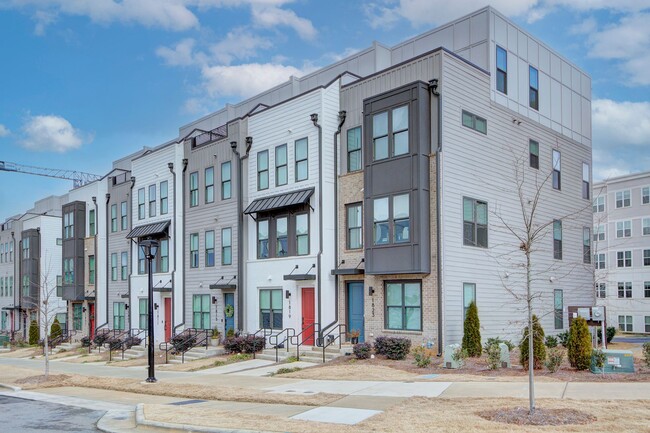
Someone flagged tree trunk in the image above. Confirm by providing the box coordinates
[526,249,535,415]
[44,327,49,379]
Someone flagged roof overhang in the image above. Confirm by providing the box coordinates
[330,268,365,276]
[283,274,316,281]
[244,187,314,215]
[209,284,237,291]
[126,220,171,239]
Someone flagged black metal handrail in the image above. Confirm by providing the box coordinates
[105,331,129,362]
[130,328,147,348]
[321,324,347,363]
[249,328,272,359]
[269,328,296,363]
[48,329,78,353]
[161,328,211,364]
[289,323,320,361]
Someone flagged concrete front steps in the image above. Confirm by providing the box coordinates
[256,344,352,363]
[121,344,146,360]
[168,346,226,364]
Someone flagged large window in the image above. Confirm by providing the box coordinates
[553,220,562,260]
[256,212,309,259]
[616,221,632,238]
[221,162,231,200]
[463,197,488,248]
[582,163,590,199]
[190,233,199,268]
[73,303,83,331]
[276,217,288,257]
[149,185,156,217]
[643,186,650,205]
[89,209,96,236]
[646,282,650,298]
[260,289,282,329]
[496,46,507,94]
[372,106,409,161]
[644,249,650,266]
[222,228,232,265]
[121,201,128,230]
[138,247,145,274]
[643,218,650,236]
[160,239,169,273]
[593,196,605,213]
[111,204,118,232]
[192,294,211,329]
[63,211,74,239]
[205,167,214,204]
[139,298,148,330]
[463,282,476,320]
[616,190,630,208]
[296,214,309,255]
[275,144,287,186]
[113,302,125,330]
[595,253,606,269]
[138,188,145,219]
[189,172,199,207]
[385,281,421,331]
[160,180,168,215]
[205,230,215,267]
[257,150,269,190]
[121,252,128,280]
[552,150,561,190]
[64,258,74,284]
[529,66,539,110]
[618,282,632,298]
[594,224,605,242]
[295,138,309,181]
[461,110,487,134]
[554,289,563,329]
[346,203,363,250]
[347,127,362,172]
[583,227,591,264]
[529,140,539,169]
[373,194,410,246]
[617,251,632,268]
[596,283,606,298]
[257,220,269,259]
[111,253,118,281]
[618,315,632,332]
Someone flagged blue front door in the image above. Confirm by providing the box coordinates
[224,293,235,334]
[347,282,364,342]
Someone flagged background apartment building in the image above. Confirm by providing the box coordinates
[0,217,19,337]
[594,171,650,334]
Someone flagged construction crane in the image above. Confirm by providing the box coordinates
[0,160,103,188]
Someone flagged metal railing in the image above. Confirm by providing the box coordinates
[268,328,296,362]
[321,324,347,363]
[130,328,147,348]
[289,323,320,361]
[159,328,210,364]
[48,329,78,354]
[249,328,272,359]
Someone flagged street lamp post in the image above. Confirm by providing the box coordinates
[139,239,159,383]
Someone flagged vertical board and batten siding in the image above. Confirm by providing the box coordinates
[184,121,243,332]
[440,51,593,344]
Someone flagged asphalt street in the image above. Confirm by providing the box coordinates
[0,395,104,433]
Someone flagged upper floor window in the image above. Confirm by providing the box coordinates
[553,220,562,260]
[346,203,363,250]
[190,233,199,268]
[222,227,232,265]
[257,150,269,190]
[138,248,145,274]
[256,211,309,259]
[529,66,539,110]
[616,221,632,238]
[22,237,29,259]
[596,283,606,298]
[616,190,630,208]
[373,193,410,245]
[643,186,650,205]
[594,224,605,241]
[583,227,591,264]
[496,46,507,94]
[552,150,561,190]
[275,144,287,186]
[593,196,605,213]
[205,167,214,204]
[643,217,650,236]
[463,197,488,248]
[63,211,74,239]
[111,204,118,232]
[618,282,632,298]
[121,252,128,280]
[159,239,169,273]
[257,219,269,259]
[347,127,362,172]
[595,253,606,269]
[582,163,590,200]
[149,185,156,217]
[644,249,650,267]
[138,188,145,219]
[89,209,96,236]
[296,213,309,256]
[189,172,199,207]
[461,110,487,134]
[160,181,168,215]
[554,289,563,329]
[221,162,231,200]
[617,250,632,268]
[89,255,95,285]
[529,140,539,169]
[205,230,215,267]
[111,253,118,281]
[121,201,128,230]
[295,138,309,181]
[372,106,409,161]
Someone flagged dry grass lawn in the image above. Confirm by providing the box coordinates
[145,397,650,433]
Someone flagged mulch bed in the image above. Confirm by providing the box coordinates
[478,407,596,426]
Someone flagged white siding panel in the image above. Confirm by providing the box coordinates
[470,11,488,44]
[550,54,562,82]
[539,71,551,119]
[571,91,582,135]
[561,85,572,129]
[528,38,539,67]
[538,46,550,74]
[470,42,487,68]
[518,30,528,61]
[551,80,562,123]
[561,60,572,87]
[454,18,470,50]
[582,97,592,140]
[507,23,518,54]
[494,15,507,46]
[518,58,529,107]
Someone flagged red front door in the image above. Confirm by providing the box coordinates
[89,304,95,339]
[301,288,315,345]
[164,298,172,341]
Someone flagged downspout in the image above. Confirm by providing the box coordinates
[231,137,252,331]
[127,176,135,330]
[310,113,324,342]
[320,110,347,336]
[168,162,176,337]
[174,159,188,335]
[92,196,98,334]
[98,192,110,333]
[429,78,443,356]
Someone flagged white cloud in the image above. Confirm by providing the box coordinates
[0,124,9,137]
[200,63,303,98]
[251,5,316,40]
[363,3,400,29]
[156,38,200,67]
[569,17,597,35]
[21,115,89,153]
[33,10,57,35]
[209,28,272,64]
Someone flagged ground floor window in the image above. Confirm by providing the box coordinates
[55,313,67,333]
[113,302,125,330]
[385,281,422,331]
[259,289,282,329]
[646,316,650,333]
[192,294,211,329]
[463,283,476,321]
[1,311,6,330]
[554,289,563,329]
[73,303,83,331]
[618,315,632,332]
[139,298,148,330]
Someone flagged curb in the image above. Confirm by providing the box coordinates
[135,403,275,433]
[0,383,22,391]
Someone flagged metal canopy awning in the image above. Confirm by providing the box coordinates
[210,284,237,290]
[84,296,96,301]
[126,220,171,239]
[154,287,172,293]
[1,306,19,311]
[283,274,316,281]
[331,268,365,276]
[244,187,314,215]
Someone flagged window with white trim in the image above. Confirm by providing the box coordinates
[138,188,145,219]
[618,282,632,298]
[121,201,128,230]
[260,289,282,329]
[205,167,214,204]
[593,224,605,242]
[257,150,268,190]
[205,230,215,267]
[643,218,650,235]
[644,249,650,266]
[295,138,309,181]
[553,220,562,260]
[618,315,632,332]
[160,180,168,215]
[189,172,198,207]
[190,233,199,268]
[374,193,410,245]
[617,250,632,268]
[222,227,232,265]
[463,282,476,321]
[461,110,487,134]
[596,283,606,298]
[529,66,539,110]
[595,253,606,269]
[463,197,488,248]
[221,162,231,200]
[385,281,422,331]
[643,186,649,205]
[583,227,591,264]
[275,144,287,186]
[347,127,362,172]
[529,140,539,169]
[496,46,507,94]
[616,190,630,208]
[346,203,362,250]
[593,196,605,213]
[616,220,632,238]
[149,184,156,216]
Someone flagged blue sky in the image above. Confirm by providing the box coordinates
[1,0,649,220]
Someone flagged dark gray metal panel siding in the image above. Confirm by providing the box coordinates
[363,82,431,274]
[62,201,86,301]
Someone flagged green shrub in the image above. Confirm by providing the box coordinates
[28,320,39,345]
[271,367,301,376]
[226,328,235,338]
[451,346,468,368]
[545,347,564,373]
[353,342,372,360]
[462,301,481,357]
[486,343,500,370]
[642,342,650,368]
[483,337,514,352]
[50,318,62,341]
[592,348,606,374]
[223,336,265,354]
[519,315,546,370]
[545,335,558,348]
[227,353,252,362]
[374,336,411,360]
[557,330,569,347]
[80,336,92,347]
[285,355,299,363]
[597,327,617,345]
[412,346,432,368]
[567,316,592,370]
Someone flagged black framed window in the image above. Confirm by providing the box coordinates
[618,315,632,332]
[583,227,591,264]
[138,188,145,219]
[296,213,309,255]
[160,180,168,215]
[582,163,590,199]
[373,193,409,246]
[121,251,128,280]
[595,253,605,269]
[257,219,269,259]
[553,220,562,260]
[159,239,169,273]
[275,144,287,186]
[121,201,128,230]
[113,302,125,330]
[139,298,148,330]
[529,140,539,169]
[295,138,308,181]
[260,289,283,329]
[205,167,214,204]
[554,289,563,329]
[463,283,476,320]
[205,230,215,267]
[643,187,650,205]
[63,211,74,239]
[221,162,231,199]
[190,233,199,268]
[256,209,309,259]
[372,105,409,161]
[222,227,232,265]
[111,204,117,232]
[552,150,561,190]
[463,197,488,248]
[347,127,361,172]
[257,150,269,190]
[385,281,421,331]
[149,184,156,217]
[192,294,211,329]
[346,203,362,249]
[461,110,487,134]
[496,46,507,94]
[529,66,539,110]
[189,172,198,207]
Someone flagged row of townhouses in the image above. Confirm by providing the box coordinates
[2,7,611,351]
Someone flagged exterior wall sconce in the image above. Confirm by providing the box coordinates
[125,304,129,310]
[285,290,291,299]
[82,307,87,313]
[368,286,375,296]
[154,303,159,310]
[212,296,217,304]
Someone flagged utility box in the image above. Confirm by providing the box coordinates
[444,344,461,369]
[499,343,511,368]
[591,349,635,374]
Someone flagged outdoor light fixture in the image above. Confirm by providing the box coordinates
[285,290,291,299]
[154,303,159,310]
[139,238,159,383]
[82,307,87,313]
[212,296,217,304]
[368,286,375,296]
[125,304,129,310]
